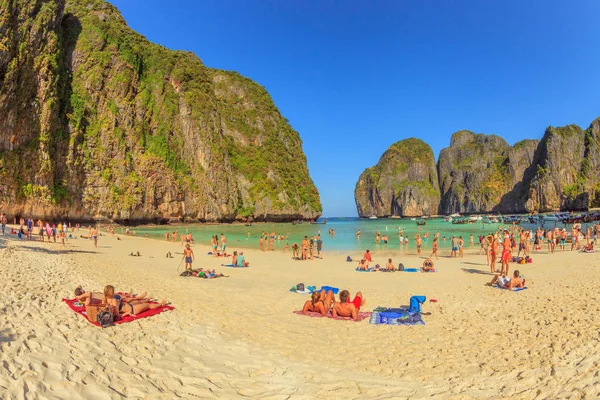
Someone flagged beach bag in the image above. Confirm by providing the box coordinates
[398,263,405,271]
[97,307,115,328]
[346,256,352,262]
[296,283,305,292]
[180,271,193,277]
[519,259,526,264]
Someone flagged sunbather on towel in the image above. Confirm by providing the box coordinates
[332,290,365,321]
[423,259,435,272]
[385,258,396,271]
[302,290,335,316]
[102,285,166,317]
[357,259,369,271]
[74,286,147,306]
[486,270,524,290]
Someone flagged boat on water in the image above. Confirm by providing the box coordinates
[451,217,470,224]
[410,217,416,221]
[369,215,378,219]
[416,218,427,226]
[467,215,482,222]
[390,215,401,219]
[450,213,461,218]
[444,216,453,222]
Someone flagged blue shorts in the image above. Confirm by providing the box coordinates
[185,257,193,263]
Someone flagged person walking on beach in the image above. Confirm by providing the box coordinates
[431,237,439,260]
[301,236,309,260]
[220,233,227,253]
[316,237,323,257]
[183,244,195,271]
[450,236,458,258]
[415,234,422,256]
[458,236,464,258]
[91,226,98,247]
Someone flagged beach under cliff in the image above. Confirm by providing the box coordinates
[1,230,599,399]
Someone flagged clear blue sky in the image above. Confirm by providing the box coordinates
[108,0,600,217]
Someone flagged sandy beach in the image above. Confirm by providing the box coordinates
[1,229,600,399]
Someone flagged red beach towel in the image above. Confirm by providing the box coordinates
[293,310,372,322]
[62,297,174,326]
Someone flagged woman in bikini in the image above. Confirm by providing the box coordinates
[103,285,166,317]
[489,235,498,273]
[302,290,335,316]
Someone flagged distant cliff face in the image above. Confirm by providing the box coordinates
[438,131,513,214]
[355,138,440,217]
[355,119,600,216]
[0,0,321,222]
[523,121,600,212]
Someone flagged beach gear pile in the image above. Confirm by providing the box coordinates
[370,296,427,326]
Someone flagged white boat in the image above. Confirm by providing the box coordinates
[450,213,461,218]
[369,215,377,219]
[444,216,453,222]
[543,213,560,222]
[410,217,416,221]
[468,216,481,222]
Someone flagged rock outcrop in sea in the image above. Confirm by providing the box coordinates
[355,138,440,217]
[0,0,321,223]
[355,118,600,216]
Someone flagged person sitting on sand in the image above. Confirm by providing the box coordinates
[332,290,365,321]
[357,259,369,271]
[423,258,435,272]
[103,285,166,317]
[385,258,396,271]
[582,242,594,252]
[487,270,525,290]
[302,290,335,316]
[232,251,249,268]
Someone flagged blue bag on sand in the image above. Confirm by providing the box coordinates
[409,296,426,313]
[346,256,352,262]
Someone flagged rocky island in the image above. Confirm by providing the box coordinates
[0,0,321,223]
[355,118,600,217]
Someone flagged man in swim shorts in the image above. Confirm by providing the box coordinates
[487,269,524,290]
[183,244,195,271]
[332,290,365,320]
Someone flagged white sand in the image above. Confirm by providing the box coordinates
[1,229,600,399]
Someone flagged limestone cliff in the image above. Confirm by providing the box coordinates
[522,120,600,212]
[0,0,321,223]
[438,131,514,214]
[354,138,440,217]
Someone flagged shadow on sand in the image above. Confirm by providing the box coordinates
[461,268,494,275]
[0,329,16,343]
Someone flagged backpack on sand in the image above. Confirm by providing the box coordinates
[97,307,115,328]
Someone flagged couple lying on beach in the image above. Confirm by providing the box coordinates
[181,268,227,278]
[75,285,167,317]
[302,289,365,320]
[357,258,435,272]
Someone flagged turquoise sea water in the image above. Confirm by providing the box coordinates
[129,217,585,253]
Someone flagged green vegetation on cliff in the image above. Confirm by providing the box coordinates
[0,0,321,221]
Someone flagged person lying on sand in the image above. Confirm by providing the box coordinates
[423,259,435,272]
[103,285,166,317]
[302,290,335,316]
[193,269,227,279]
[332,290,365,321]
[357,259,369,271]
[582,243,594,252]
[75,286,147,306]
[486,270,524,290]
